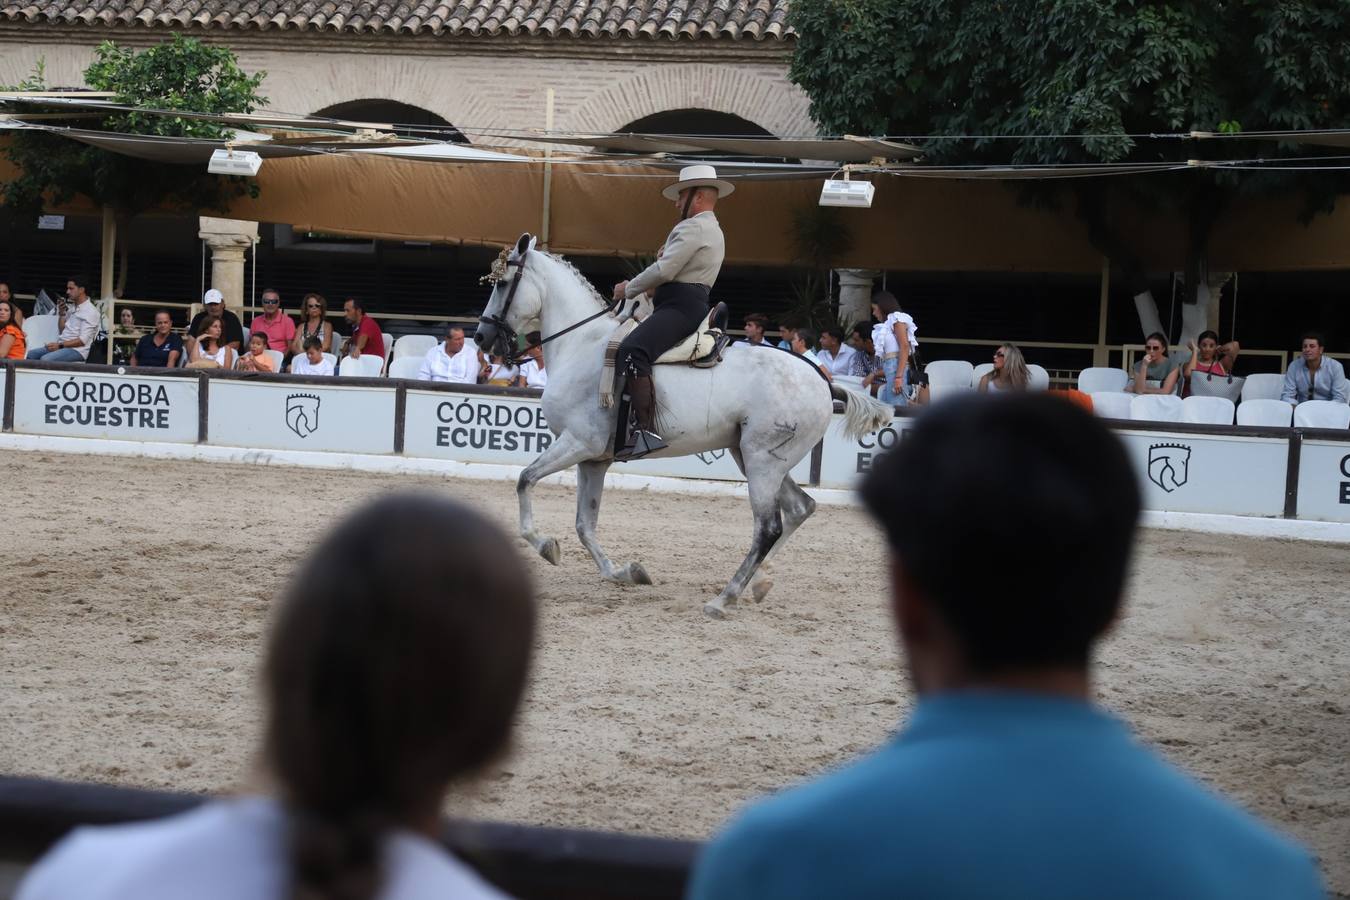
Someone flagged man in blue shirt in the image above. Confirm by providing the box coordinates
[689,394,1324,900]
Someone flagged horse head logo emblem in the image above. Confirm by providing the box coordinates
[696,449,727,466]
[1147,442,1191,492]
[285,393,321,438]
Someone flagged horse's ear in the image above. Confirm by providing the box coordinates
[514,233,534,257]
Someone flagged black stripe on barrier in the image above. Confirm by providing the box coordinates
[197,370,209,444]
[393,381,407,454]
[3,362,14,432]
[1284,430,1303,519]
[0,776,698,900]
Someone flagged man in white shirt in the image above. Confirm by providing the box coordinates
[791,327,832,382]
[418,326,485,384]
[28,274,102,362]
[817,327,858,377]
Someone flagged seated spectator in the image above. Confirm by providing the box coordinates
[0,282,24,328]
[184,317,237,369]
[790,326,831,382]
[1126,332,1183,395]
[689,394,1323,900]
[290,293,334,356]
[978,343,1030,392]
[236,332,277,372]
[0,298,26,360]
[776,319,798,351]
[130,310,182,368]
[17,493,535,900]
[289,336,334,376]
[743,313,771,346]
[188,289,244,353]
[484,353,518,386]
[847,323,881,393]
[816,327,857,377]
[115,307,136,334]
[1280,331,1347,405]
[341,296,384,360]
[418,325,484,384]
[248,288,295,355]
[514,332,548,389]
[27,275,101,362]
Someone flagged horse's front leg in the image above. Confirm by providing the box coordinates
[518,432,599,565]
[576,459,651,584]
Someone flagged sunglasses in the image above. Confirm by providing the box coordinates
[994,351,1005,358]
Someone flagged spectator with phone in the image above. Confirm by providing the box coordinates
[27,275,100,362]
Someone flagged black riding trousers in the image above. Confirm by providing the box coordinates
[617,282,710,377]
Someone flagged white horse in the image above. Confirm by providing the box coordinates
[475,234,893,618]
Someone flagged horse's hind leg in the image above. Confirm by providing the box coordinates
[576,459,651,584]
[705,463,787,620]
[744,476,816,603]
[727,448,816,603]
[517,432,597,565]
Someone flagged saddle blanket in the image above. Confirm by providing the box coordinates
[598,313,719,408]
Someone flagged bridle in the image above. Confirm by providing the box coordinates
[479,248,620,365]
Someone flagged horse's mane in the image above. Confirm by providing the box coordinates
[538,251,614,312]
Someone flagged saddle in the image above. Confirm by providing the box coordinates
[655,301,730,367]
[600,302,730,408]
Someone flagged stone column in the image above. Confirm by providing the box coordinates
[835,268,880,326]
[198,216,258,312]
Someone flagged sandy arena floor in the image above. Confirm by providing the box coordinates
[0,451,1347,893]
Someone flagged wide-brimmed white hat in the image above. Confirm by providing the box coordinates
[662,164,735,201]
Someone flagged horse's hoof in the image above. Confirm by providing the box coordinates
[750,575,773,602]
[538,538,561,566]
[626,562,652,585]
[703,601,728,620]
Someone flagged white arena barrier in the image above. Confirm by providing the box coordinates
[4,361,1349,526]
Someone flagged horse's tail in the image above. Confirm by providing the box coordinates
[830,384,895,441]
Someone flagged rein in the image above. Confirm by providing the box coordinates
[480,250,620,365]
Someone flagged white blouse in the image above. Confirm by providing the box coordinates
[519,359,548,389]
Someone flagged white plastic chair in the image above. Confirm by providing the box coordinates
[241,326,251,351]
[393,334,438,361]
[322,352,337,370]
[22,314,59,351]
[1077,367,1128,394]
[1236,399,1293,428]
[381,331,393,374]
[263,349,284,372]
[338,354,384,377]
[1130,394,1184,423]
[387,357,425,381]
[1180,396,1235,425]
[1089,391,1134,419]
[971,362,994,387]
[1027,364,1050,391]
[924,359,975,388]
[1293,400,1350,429]
[1241,373,1285,403]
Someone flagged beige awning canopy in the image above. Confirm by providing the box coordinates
[512,132,923,163]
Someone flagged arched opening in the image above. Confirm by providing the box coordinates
[313,99,466,142]
[618,108,774,139]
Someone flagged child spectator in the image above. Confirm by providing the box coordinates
[17,493,535,900]
[236,332,276,372]
[289,336,334,376]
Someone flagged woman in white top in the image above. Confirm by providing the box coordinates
[979,343,1030,393]
[18,494,536,900]
[184,317,236,369]
[484,353,518,387]
[870,291,919,406]
[513,331,548,390]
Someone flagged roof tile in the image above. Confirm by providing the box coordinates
[0,0,789,37]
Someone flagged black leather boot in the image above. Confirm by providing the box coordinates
[615,374,668,461]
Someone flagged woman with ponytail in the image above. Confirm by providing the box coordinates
[19,494,536,900]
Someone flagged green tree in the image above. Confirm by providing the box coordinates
[3,35,266,294]
[787,0,1350,339]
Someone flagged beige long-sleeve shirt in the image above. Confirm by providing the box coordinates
[625,211,725,299]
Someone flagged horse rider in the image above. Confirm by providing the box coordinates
[611,164,733,461]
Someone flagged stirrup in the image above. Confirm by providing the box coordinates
[615,429,668,462]
[693,331,732,368]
